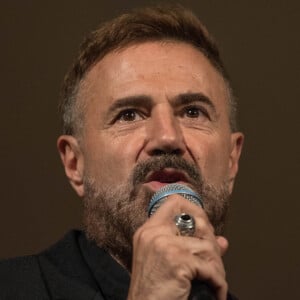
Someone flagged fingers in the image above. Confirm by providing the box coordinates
[130,194,228,300]
[191,240,227,300]
[216,236,229,256]
[188,253,228,300]
[132,228,227,299]
[148,195,217,241]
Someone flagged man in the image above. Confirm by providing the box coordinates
[0,5,243,300]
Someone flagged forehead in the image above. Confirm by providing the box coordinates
[80,41,229,114]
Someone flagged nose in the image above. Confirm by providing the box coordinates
[144,106,186,156]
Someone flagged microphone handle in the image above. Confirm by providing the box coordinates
[188,280,216,300]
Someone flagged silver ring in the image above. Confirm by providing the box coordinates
[174,213,195,236]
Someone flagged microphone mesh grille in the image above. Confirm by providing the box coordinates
[148,183,203,216]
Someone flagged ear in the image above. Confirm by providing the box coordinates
[57,135,85,197]
[228,132,244,193]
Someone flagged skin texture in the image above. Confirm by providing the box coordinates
[57,41,244,300]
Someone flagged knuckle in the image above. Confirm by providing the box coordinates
[133,224,152,245]
[195,217,207,231]
[173,267,191,283]
[152,234,167,250]
[164,243,181,261]
[195,218,214,236]
[201,239,216,255]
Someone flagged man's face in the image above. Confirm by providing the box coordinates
[58,41,243,262]
[77,41,242,195]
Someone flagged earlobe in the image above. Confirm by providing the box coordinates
[57,135,85,197]
[228,132,244,192]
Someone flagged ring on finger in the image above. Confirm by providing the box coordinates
[174,213,195,237]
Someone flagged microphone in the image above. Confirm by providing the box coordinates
[148,183,216,300]
[148,183,203,217]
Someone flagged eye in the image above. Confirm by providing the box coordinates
[115,109,143,122]
[183,106,208,119]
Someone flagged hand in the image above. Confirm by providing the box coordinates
[128,194,228,300]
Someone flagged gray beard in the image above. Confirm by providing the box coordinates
[82,155,230,270]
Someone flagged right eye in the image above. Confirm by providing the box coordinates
[115,109,144,122]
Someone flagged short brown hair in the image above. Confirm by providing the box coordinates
[59,5,237,135]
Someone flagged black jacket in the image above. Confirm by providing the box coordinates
[0,230,129,299]
[0,230,237,300]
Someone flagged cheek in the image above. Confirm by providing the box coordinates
[188,136,231,184]
[84,131,146,184]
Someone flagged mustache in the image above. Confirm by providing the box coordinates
[131,154,202,187]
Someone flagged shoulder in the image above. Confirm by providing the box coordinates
[0,230,84,299]
[0,255,50,299]
[0,230,103,299]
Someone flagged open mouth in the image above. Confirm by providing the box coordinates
[144,168,189,191]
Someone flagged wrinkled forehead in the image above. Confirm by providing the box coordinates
[83,41,228,90]
[77,41,231,122]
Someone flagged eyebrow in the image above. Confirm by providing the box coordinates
[173,93,217,114]
[108,95,153,113]
[108,92,217,115]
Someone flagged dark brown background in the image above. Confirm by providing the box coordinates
[1,1,299,299]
